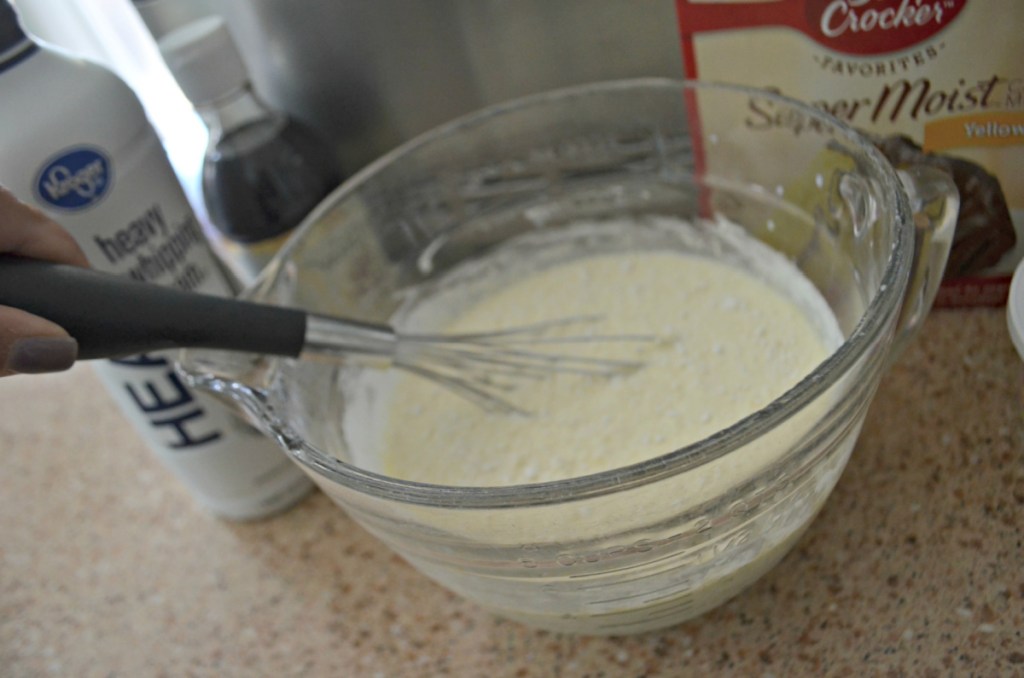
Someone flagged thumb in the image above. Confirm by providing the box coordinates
[0,305,78,376]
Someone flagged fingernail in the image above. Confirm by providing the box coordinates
[6,336,78,374]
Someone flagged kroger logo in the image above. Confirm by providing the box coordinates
[34,147,112,210]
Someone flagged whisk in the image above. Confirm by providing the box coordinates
[0,257,651,413]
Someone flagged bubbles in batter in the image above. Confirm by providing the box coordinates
[347,216,843,487]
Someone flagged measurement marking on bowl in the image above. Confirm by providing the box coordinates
[567,526,752,580]
[588,578,694,606]
[589,595,695,618]
[641,584,699,606]
[557,527,737,576]
[572,554,694,585]
[566,544,689,578]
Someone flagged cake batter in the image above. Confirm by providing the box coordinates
[372,232,842,487]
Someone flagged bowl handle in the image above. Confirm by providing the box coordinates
[891,164,958,356]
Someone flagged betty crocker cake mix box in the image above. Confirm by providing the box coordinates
[676,0,1024,306]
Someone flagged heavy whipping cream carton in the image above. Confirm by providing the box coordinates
[0,2,312,519]
[676,0,1024,306]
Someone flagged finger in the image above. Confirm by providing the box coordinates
[0,185,89,267]
[0,305,79,376]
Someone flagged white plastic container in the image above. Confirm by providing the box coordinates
[0,2,312,520]
[1010,259,1024,363]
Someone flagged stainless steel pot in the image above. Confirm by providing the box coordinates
[134,0,683,173]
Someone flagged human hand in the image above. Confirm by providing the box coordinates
[0,185,89,377]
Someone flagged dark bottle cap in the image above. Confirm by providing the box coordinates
[0,1,27,56]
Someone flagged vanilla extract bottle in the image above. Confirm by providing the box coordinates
[159,16,341,284]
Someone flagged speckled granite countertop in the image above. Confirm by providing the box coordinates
[1,308,1021,677]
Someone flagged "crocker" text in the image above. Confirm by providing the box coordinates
[820,0,949,38]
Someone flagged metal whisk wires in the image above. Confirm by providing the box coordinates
[303,314,655,414]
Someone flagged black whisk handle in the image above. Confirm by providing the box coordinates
[0,256,307,360]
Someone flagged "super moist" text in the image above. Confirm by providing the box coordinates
[747,75,1007,133]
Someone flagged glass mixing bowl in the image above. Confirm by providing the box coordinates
[181,79,956,634]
